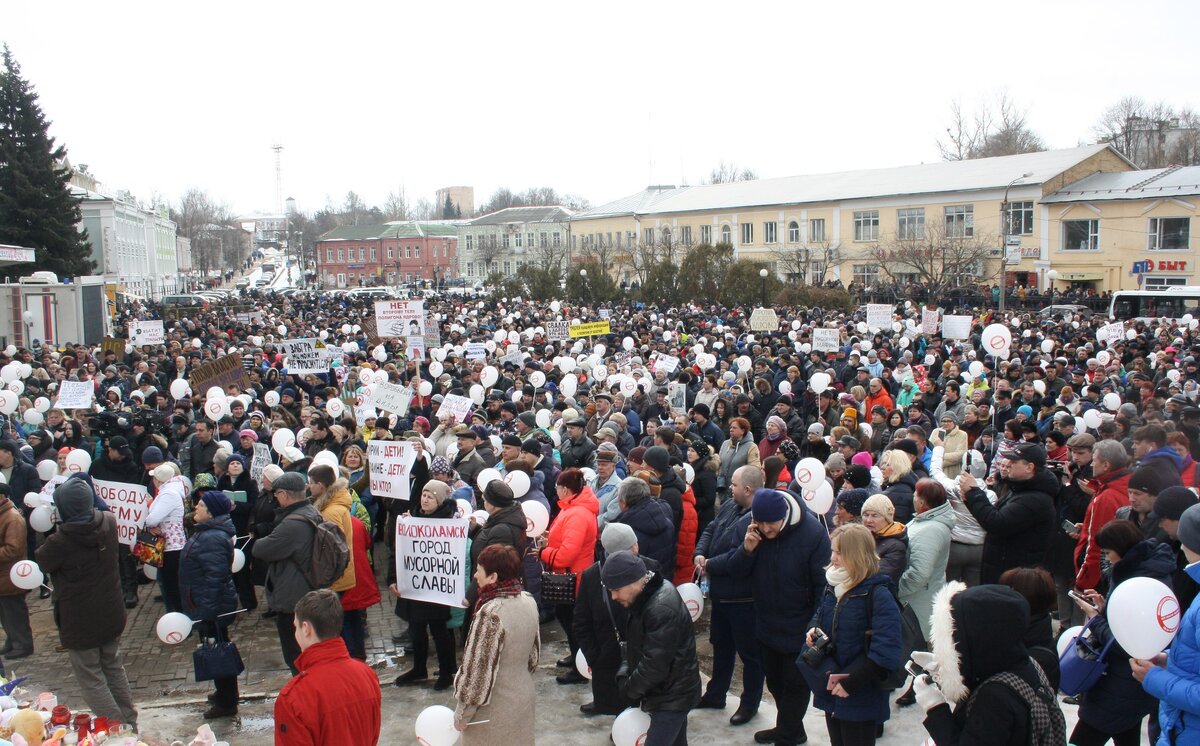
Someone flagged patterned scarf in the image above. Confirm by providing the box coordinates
[474,577,524,614]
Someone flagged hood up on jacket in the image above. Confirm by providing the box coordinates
[929,580,1031,705]
[1144,445,1186,472]
[314,477,352,513]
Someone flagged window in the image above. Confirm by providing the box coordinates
[540,232,548,248]
[644,227,654,245]
[809,260,826,285]
[466,235,473,251]
[337,273,345,286]
[741,223,754,244]
[1062,219,1100,251]
[466,262,473,277]
[897,208,925,240]
[338,248,345,261]
[388,247,395,259]
[680,226,692,245]
[489,235,497,249]
[720,225,731,244]
[406,273,413,282]
[810,218,826,243]
[853,211,879,242]
[414,247,420,258]
[788,221,800,243]
[404,247,410,259]
[944,205,974,238]
[852,264,878,286]
[515,232,522,248]
[662,227,672,245]
[527,232,534,248]
[370,247,376,261]
[606,232,613,247]
[1007,201,1034,235]
[554,232,561,247]
[503,261,511,275]
[570,235,576,250]
[1144,276,1189,289]
[326,248,334,262]
[764,222,777,244]
[701,225,712,244]
[1149,217,1190,251]
[501,233,509,249]
[356,248,363,261]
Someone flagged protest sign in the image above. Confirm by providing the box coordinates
[465,342,487,360]
[251,442,271,489]
[130,320,164,346]
[438,393,474,423]
[394,515,469,607]
[371,382,413,416]
[368,440,419,501]
[547,321,570,342]
[189,353,251,393]
[922,309,940,335]
[93,479,152,548]
[570,321,611,338]
[812,328,841,352]
[599,309,611,320]
[279,339,325,375]
[865,304,892,332]
[1097,322,1125,347]
[653,354,680,376]
[749,308,779,332]
[423,316,441,348]
[353,391,377,425]
[405,335,426,360]
[235,311,264,325]
[362,316,381,345]
[101,337,125,359]
[55,380,95,410]
[374,300,425,338]
[667,382,687,415]
[499,350,524,368]
[39,475,66,500]
[942,315,972,340]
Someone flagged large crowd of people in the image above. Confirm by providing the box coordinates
[0,281,1199,745]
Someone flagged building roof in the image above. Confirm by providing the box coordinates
[1040,165,1200,203]
[466,206,574,226]
[572,145,1126,220]
[317,222,460,241]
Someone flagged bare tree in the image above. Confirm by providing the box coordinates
[938,93,1046,161]
[704,160,758,184]
[861,222,1000,298]
[382,187,409,221]
[770,239,843,286]
[1092,97,1200,168]
[409,197,436,221]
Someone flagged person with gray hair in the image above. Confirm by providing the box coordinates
[1073,439,1134,593]
[612,477,676,577]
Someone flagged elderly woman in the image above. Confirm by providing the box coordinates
[538,468,599,684]
[146,463,189,613]
[454,544,540,743]
[759,415,789,460]
[217,454,259,612]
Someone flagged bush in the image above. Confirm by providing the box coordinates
[774,285,854,311]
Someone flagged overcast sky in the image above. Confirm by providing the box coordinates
[6,1,1198,217]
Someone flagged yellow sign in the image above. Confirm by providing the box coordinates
[570,321,611,338]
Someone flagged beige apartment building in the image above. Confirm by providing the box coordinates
[567,145,1199,294]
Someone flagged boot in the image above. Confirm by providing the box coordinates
[393,668,429,686]
[895,681,917,707]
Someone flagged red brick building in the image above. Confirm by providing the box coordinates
[315,221,458,288]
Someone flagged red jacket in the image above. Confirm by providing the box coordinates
[673,485,700,587]
[274,638,382,746]
[540,486,599,591]
[341,517,381,612]
[1074,468,1132,591]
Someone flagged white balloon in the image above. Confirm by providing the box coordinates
[503,470,530,498]
[418,381,433,397]
[1083,409,1103,430]
[271,429,296,451]
[9,560,43,591]
[576,648,593,680]
[455,498,473,518]
[529,371,546,387]
[34,396,50,413]
[982,324,1013,356]
[1107,576,1179,659]
[968,361,985,377]
[1097,350,1111,366]
[481,366,499,388]
[6,381,22,396]
[622,337,634,351]
[794,458,826,490]
[1057,625,1085,658]
[558,357,576,374]
[1041,339,1055,354]
[534,409,551,429]
[682,463,695,485]
[372,346,387,362]
[612,707,651,746]
[143,563,158,580]
[216,440,235,455]
[778,380,792,395]
[803,482,835,514]
[207,386,225,402]
[1103,393,1121,411]
[169,379,191,400]
[1033,380,1046,395]
[35,460,56,481]
[264,390,281,407]
[471,509,489,526]
[677,582,705,622]
[476,468,502,492]
[809,372,831,394]
[560,373,578,398]
[156,612,194,645]
[231,548,246,573]
[414,705,458,746]
[0,365,17,384]
[64,449,91,473]
[22,409,42,427]
[521,500,550,538]
[0,391,16,415]
[469,384,485,405]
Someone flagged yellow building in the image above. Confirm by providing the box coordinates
[567,145,1197,294]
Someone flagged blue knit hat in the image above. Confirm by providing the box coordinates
[751,488,789,522]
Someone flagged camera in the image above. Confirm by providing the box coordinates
[801,628,833,668]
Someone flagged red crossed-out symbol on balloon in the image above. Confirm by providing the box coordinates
[1158,596,1182,634]
[990,335,1006,350]
[795,468,812,484]
[15,563,31,578]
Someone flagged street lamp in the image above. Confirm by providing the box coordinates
[759,268,769,307]
[579,268,587,304]
[999,172,1034,315]
[1047,269,1059,308]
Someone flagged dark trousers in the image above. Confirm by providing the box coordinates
[233,541,257,610]
[556,603,578,654]
[158,550,182,614]
[705,600,764,709]
[590,665,625,715]
[825,714,877,746]
[342,608,366,660]
[201,621,240,709]
[1070,719,1143,746]
[410,618,456,677]
[275,612,302,675]
[118,551,138,602]
[645,709,688,746]
[761,642,811,743]
[0,594,32,654]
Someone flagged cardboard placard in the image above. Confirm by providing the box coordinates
[371,382,413,417]
[130,320,164,346]
[941,315,973,340]
[368,440,419,501]
[394,515,469,607]
[547,321,570,342]
[251,442,271,489]
[865,304,892,332]
[921,309,940,335]
[465,343,487,360]
[54,380,95,410]
[93,479,152,548]
[279,339,325,375]
[189,354,252,394]
[437,393,474,423]
[101,337,125,359]
[812,328,841,353]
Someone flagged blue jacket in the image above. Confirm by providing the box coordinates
[179,513,238,623]
[613,498,676,578]
[804,574,903,723]
[727,492,831,652]
[696,498,754,602]
[1144,561,1200,746]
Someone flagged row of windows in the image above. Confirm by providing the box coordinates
[464,260,535,277]
[852,205,981,242]
[320,244,454,263]
[1061,216,1191,252]
[329,270,430,285]
[465,232,562,251]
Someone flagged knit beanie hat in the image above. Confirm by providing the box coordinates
[851,451,874,469]
[837,488,869,517]
[54,478,95,524]
[842,407,858,423]
[200,490,233,517]
[262,464,285,484]
[1154,486,1199,521]
[766,415,787,435]
[601,550,648,589]
[1178,503,1200,553]
[1128,464,1174,497]
[600,523,638,554]
[644,446,671,473]
[751,488,790,522]
[483,480,515,508]
[861,494,896,523]
[422,480,451,502]
[845,464,872,489]
[807,423,823,436]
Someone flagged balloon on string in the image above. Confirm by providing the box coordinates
[216,440,235,456]
[1041,339,1055,353]
[427,361,443,378]
[576,648,593,680]
[612,707,651,746]
[981,324,1012,356]
[778,380,792,395]
[1103,393,1121,411]
[793,458,826,491]
[29,506,53,532]
[481,366,499,387]
[9,560,43,591]
[560,374,578,398]
[455,499,473,518]
[231,548,246,573]
[1082,409,1103,430]
[22,409,42,426]
[804,482,835,514]
[372,346,387,362]
[1097,350,1111,366]
[203,398,228,421]
[6,381,22,396]
[521,500,550,537]
[476,469,502,492]
[471,509,489,526]
[326,399,345,418]
[1167,369,1181,382]
[504,470,531,498]
[64,449,91,473]
[860,340,872,351]
[271,429,296,452]
[1032,380,1046,395]
[156,612,194,645]
[593,365,609,382]
[414,705,458,746]
[0,391,16,415]
[535,409,551,429]
[0,364,17,384]
[1107,576,1180,659]
[169,379,191,400]
[529,371,546,387]
[469,385,485,405]
[34,396,51,413]
[263,390,280,407]
[35,460,56,481]
[1074,416,1087,434]
[622,337,634,351]
[418,381,433,397]
[809,372,831,394]
[682,463,695,485]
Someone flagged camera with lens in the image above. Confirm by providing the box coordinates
[801,628,833,668]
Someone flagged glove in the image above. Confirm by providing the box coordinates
[914,673,949,712]
[910,651,940,675]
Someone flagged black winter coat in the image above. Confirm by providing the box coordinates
[965,468,1059,584]
[467,503,527,601]
[695,498,753,601]
[180,514,238,623]
[88,454,142,485]
[389,498,457,623]
[883,472,918,525]
[613,499,676,579]
[691,467,717,534]
[873,529,909,592]
[36,511,126,650]
[217,471,258,535]
[655,469,685,536]
[923,658,1051,746]
[617,573,701,712]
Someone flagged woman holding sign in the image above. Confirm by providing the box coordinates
[146,464,188,614]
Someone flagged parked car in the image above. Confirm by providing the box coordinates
[162,294,210,309]
[1038,304,1093,320]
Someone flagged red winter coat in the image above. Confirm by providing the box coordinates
[340,517,380,613]
[274,637,382,746]
[1074,467,1132,591]
[673,485,700,586]
[540,486,599,592]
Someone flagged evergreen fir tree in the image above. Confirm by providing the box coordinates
[441,194,455,220]
[0,45,95,277]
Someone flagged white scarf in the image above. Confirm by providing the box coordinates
[826,565,853,599]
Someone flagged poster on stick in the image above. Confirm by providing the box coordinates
[374,300,425,338]
[394,516,469,607]
[367,440,419,501]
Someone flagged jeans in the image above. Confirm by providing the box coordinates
[68,638,137,727]
[275,612,302,675]
[705,600,764,710]
[825,714,878,746]
[946,542,982,587]
[0,594,33,654]
[761,642,810,744]
[645,709,689,746]
[158,550,182,613]
[342,608,366,660]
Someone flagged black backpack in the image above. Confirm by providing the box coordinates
[285,511,350,589]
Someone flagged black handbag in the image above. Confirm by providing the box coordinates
[193,624,245,682]
[864,587,924,690]
[541,566,577,605]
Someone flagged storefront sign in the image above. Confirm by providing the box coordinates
[1132,259,1189,274]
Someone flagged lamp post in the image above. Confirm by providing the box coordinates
[999,172,1034,315]
[579,268,587,305]
[759,267,769,307]
[1047,269,1059,308]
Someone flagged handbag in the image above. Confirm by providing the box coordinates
[541,565,577,605]
[1058,615,1114,696]
[131,529,165,568]
[193,624,245,682]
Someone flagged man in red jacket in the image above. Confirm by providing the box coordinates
[1074,440,1133,592]
[275,589,382,746]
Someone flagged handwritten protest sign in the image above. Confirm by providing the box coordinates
[942,315,973,340]
[547,321,570,342]
[922,309,940,335]
[279,339,325,375]
[570,321,611,338]
[130,320,164,346]
[667,382,687,415]
[371,382,412,416]
[55,380,95,410]
[395,516,469,607]
[405,336,426,361]
[1097,322,1125,347]
[93,479,152,548]
[599,309,611,320]
[465,343,487,360]
[368,441,418,501]
[374,300,425,338]
[189,354,251,393]
[101,337,125,359]
[438,394,474,423]
[812,328,841,352]
[251,442,271,489]
[865,305,892,332]
[424,316,441,348]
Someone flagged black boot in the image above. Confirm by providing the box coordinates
[896,681,917,707]
[393,668,429,686]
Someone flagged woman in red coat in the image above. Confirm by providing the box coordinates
[340,516,380,660]
[673,479,699,587]
[536,468,598,685]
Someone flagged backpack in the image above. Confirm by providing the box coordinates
[285,511,350,589]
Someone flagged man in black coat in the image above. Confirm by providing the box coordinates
[88,436,145,608]
[0,441,41,568]
[605,551,700,745]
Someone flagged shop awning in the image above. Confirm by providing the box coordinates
[0,245,36,268]
[1059,272,1103,281]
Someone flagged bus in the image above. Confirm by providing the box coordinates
[1109,286,1200,321]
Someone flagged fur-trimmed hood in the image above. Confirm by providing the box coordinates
[929,580,1032,704]
[314,477,350,512]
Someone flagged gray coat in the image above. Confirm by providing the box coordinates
[251,499,320,612]
[897,499,955,641]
